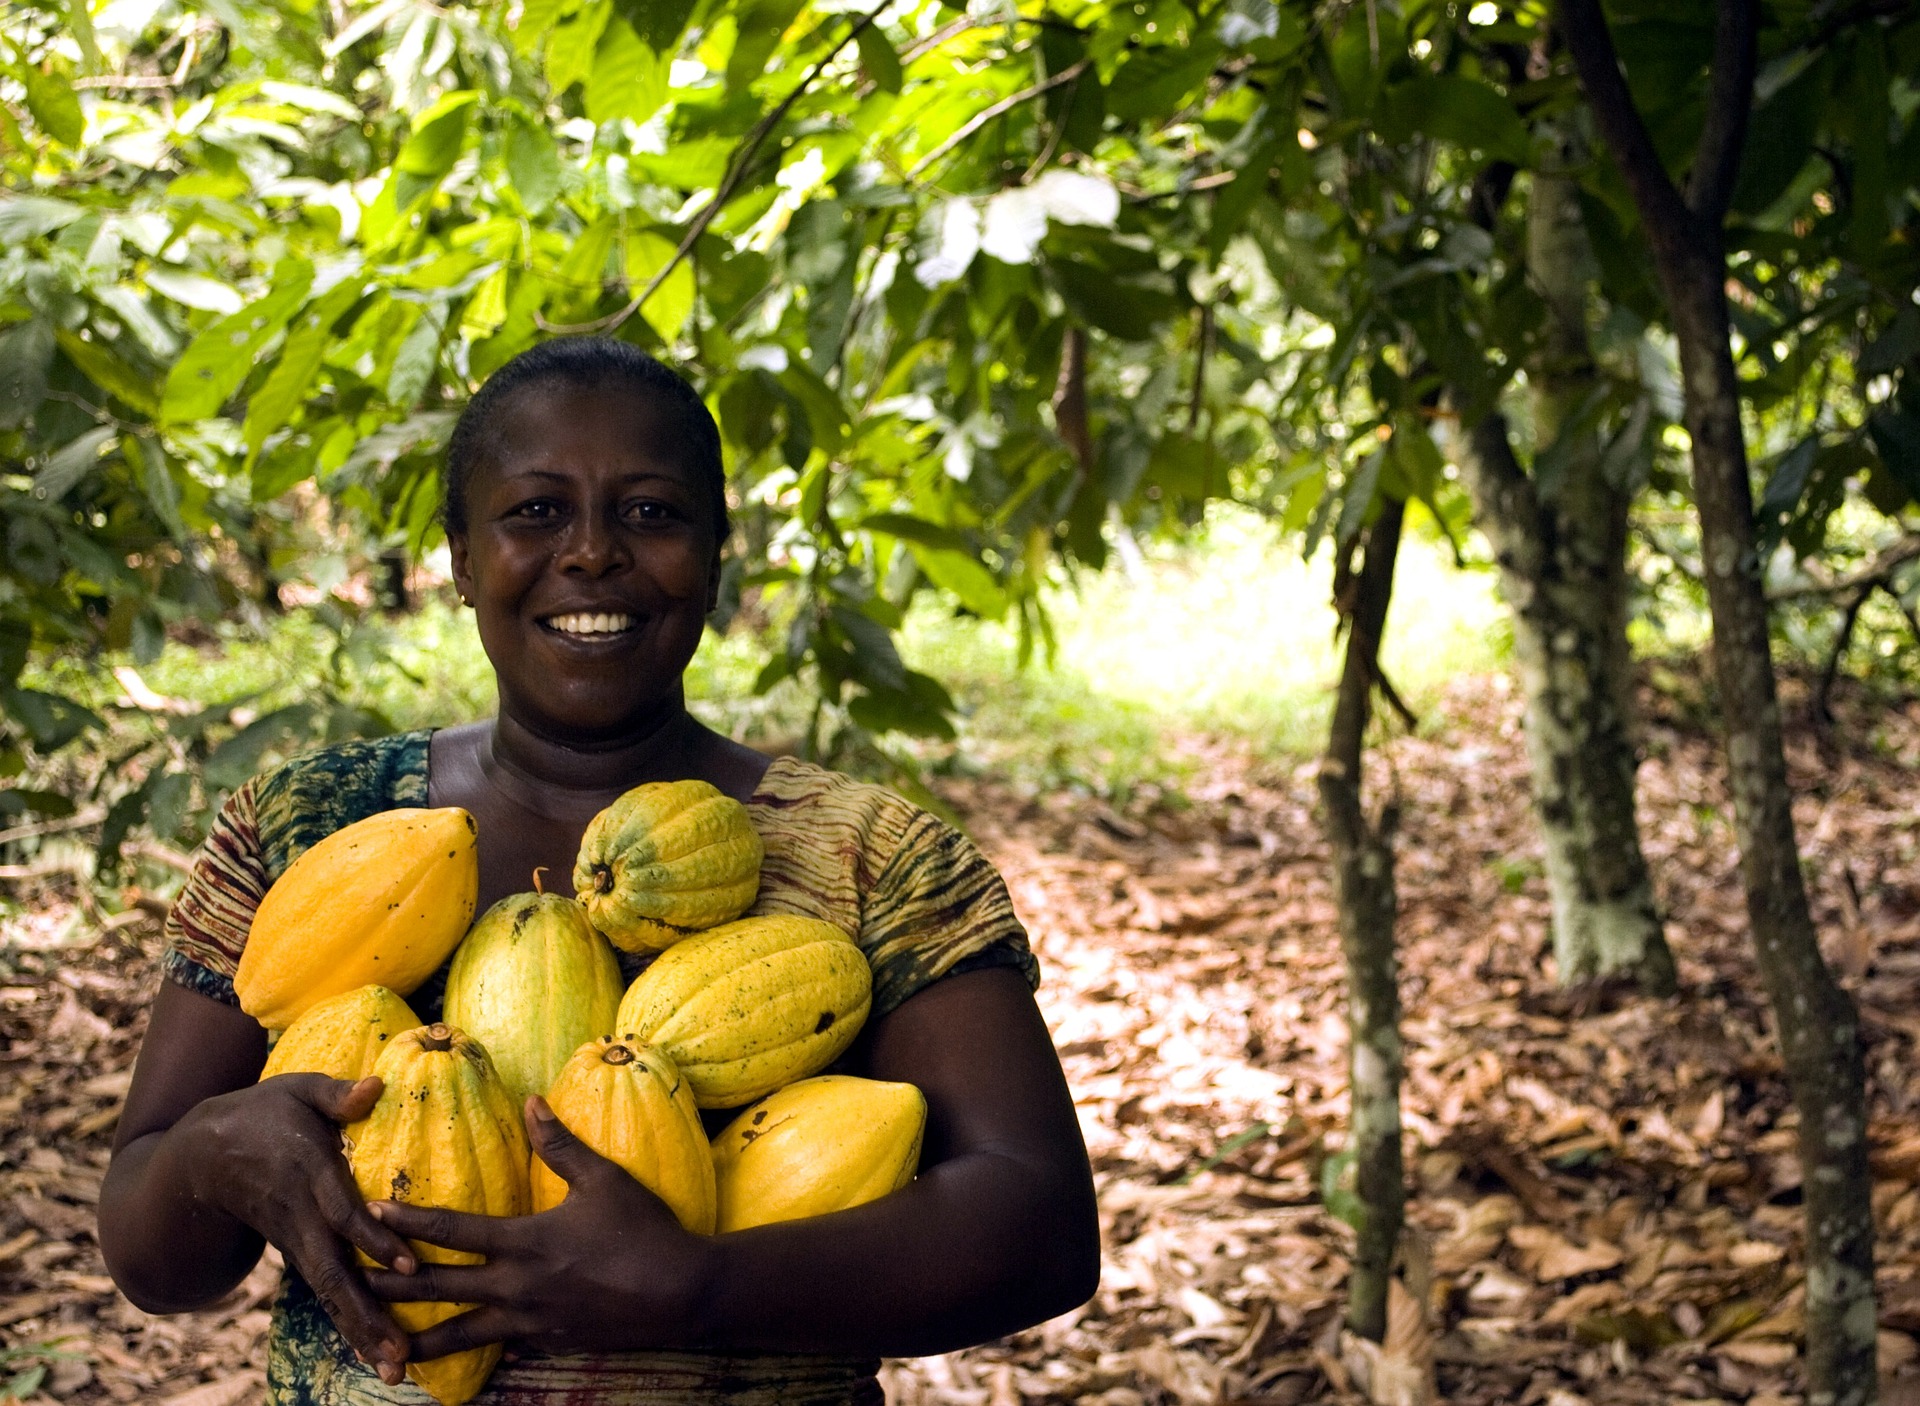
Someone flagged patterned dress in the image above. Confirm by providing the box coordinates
[161,732,1039,1406]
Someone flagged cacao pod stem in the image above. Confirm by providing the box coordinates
[592,864,614,895]
[419,1023,456,1053]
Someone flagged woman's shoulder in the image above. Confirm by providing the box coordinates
[251,729,434,879]
[749,755,938,845]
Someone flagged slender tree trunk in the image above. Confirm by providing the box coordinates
[1454,149,1675,994]
[1560,3,1877,1400]
[1317,497,1406,1343]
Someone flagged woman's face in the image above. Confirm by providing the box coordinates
[448,378,722,746]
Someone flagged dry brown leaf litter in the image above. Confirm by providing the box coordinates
[1,673,1917,1406]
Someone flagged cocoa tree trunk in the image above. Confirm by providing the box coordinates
[1317,497,1406,1343]
[1454,145,1675,994]
[1560,2,1877,1400]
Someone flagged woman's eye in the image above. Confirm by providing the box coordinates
[511,500,560,520]
[626,500,675,522]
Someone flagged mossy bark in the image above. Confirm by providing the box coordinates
[1317,499,1406,1343]
[1561,2,1878,1399]
[1455,154,1676,995]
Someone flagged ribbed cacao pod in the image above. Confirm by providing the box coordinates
[347,1023,529,1406]
[235,808,479,1030]
[259,984,420,1084]
[572,780,762,953]
[614,914,871,1108]
[533,1037,716,1233]
[711,1075,925,1232]
[442,876,622,1106]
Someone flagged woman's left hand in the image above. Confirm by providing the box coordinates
[362,1098,713,1363]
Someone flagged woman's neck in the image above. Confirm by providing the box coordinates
[482,705,713,820]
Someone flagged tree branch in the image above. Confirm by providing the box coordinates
[906,59,1091,180]
[1686,0,1760,222]
[1554,0,1698,269]
[538,0,894,337]
[1768,533,1920,602]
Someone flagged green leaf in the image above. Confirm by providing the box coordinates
[1868,410,1920,502]
[21,63,84,147]
[55,330,160,416]
[0,318,55,428]
[0,194,88,243]
[1050,258,1181,341]
[860,512,971,553]
[505,113,564,215]
[395,90,478,207]
[856,25,903,94]
[34,425,115,499]
[1105,42,1222,122]
[161,261,315,423]
[386,305,444,405]
[514,0,571,55]
[547,0,612,95]
[910,545,1008,618]
[1376,76,1531,167]
[625,232,693,341]
[586,17,666,125]
[5,689,105,750]
[614,0,696,52]
[1756,434,1819,547]
[244,279,364,462]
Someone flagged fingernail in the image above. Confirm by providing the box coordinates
[530,1095,557,1124]
[395,1252,417,1275]
[378,1362,404,1386]
[367,1202,387,1221]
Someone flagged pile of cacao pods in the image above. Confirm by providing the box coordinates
[234,782,926,1406]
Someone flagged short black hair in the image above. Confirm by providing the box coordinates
[441,337,728,540]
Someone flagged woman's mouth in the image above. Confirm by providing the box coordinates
[542,612,638,638]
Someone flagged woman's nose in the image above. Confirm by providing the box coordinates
[555,509,631,575]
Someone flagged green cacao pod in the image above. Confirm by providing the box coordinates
[614,914,871,1108]
[572,780,762,953]
[442,876,623,1106]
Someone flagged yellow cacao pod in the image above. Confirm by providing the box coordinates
[533,1037,716,1233]
[711,1075,925,1232]
[236,808,479,1031]
[442,881,623,1106]
[614,914,871,1109]
[572,780,762,953]
[348,1023,529,1406]
[259,985,420,1084]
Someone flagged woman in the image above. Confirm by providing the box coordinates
[98,338,1101,1404]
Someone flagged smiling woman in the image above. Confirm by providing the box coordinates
[96,338,1101,1406]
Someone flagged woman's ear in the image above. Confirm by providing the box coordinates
[449,532,475,607]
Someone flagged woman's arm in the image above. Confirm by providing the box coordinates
[366,965,1101,1360]
[100,982,419,1383]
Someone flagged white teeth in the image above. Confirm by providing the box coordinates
[547,612,634,636]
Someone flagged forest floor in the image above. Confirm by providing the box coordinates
[2,672,1918,1406]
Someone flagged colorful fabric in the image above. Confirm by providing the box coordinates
[160,732,1036,1405]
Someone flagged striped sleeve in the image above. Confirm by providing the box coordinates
[160,778,268,1006]
[860,809,1039,1018]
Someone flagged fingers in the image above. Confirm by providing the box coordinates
[525,1096,618,1189]
[367,1200,501,1257]
[311,1166,417,1276]
[279,1072,384,1124]
[404,1305,516,1365]
[364,1260,493,1305]
[288,1234,410,1386]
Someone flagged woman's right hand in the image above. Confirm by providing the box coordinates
[177,1073,418,1385]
